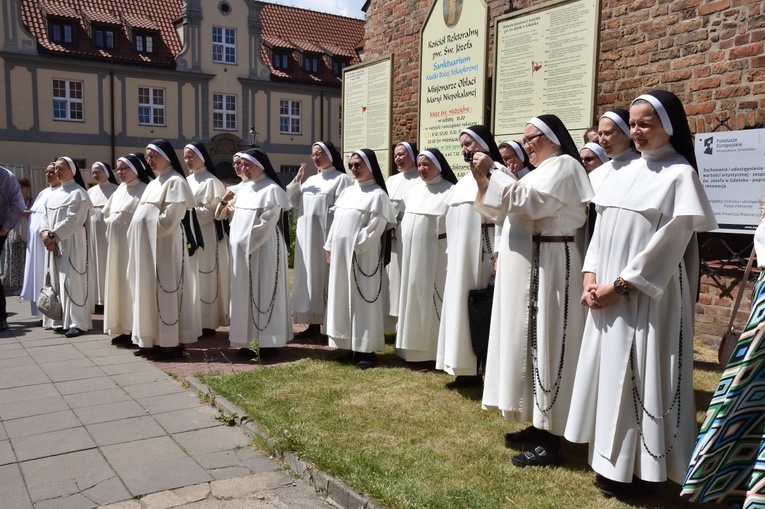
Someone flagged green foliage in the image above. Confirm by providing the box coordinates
[286,210,297,268]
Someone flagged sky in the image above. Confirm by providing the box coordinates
[263,0,366,19]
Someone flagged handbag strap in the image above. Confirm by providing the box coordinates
[46,249,60,292]
[726,244,757,334]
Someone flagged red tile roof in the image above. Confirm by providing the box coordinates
[20,0,364,81]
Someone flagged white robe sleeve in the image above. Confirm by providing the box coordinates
[474,171,517,224]
[355,212,388,254]
[620,215,694,299]
[286,181,301,208]
[51,197,89,241]
[582,209,601,273]
[157,201,187,238]
[477,178,565,223]
[194,182,219,226]
[249,204,282,253]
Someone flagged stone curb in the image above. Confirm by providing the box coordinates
[185,375,381,509]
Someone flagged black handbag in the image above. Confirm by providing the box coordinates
[467,283,493,371]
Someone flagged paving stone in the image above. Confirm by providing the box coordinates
[138,391,204,415]
[16,338,68,349]
[73,399,148,425]
[0,355,36,368]
[174,483,212,503]
[37,357,96,374]
[86,415,167,447]
[0,383,58,405]
[97,501,142,509]
[139,490,187,509]
[153,405,220,434]
[80,474,133,506]
[0,365,50,390]
[34,493,101,509]
[3,409,82,438]
[210,472,294,499]
[0,438,16,465]
[19,449,115,502]
[91,353,143,366]
[25,344,86,363]
[0,394,70,420]
[11,426,96,461]
[63,386,132,409]
[0,421,7,440]
[101,436,212,496]
[122,378,188,400]
[46,366,107,383]
[0,463,34,509]
[174,426,251,457]
[100,361,159,377]
[55,376,117,395]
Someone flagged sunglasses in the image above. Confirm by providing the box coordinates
[581,156,598,163]
[348,162,363,170]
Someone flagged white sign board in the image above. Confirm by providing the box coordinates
[695,129,765,234]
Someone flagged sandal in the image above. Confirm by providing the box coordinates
[511,445,562,468]
[505,426,544,447]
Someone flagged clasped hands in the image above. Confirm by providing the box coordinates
[580,273,620,310]
[40,230,58,252]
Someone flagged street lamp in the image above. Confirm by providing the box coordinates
[247,125,259,148]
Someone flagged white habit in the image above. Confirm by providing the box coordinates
[287,167,350,324]
[564,144,717,483]
[20,185,58,316]
[228,175,293,349]
[435,168,505,376]
[324,180,397,352]
[395,175,452,362]
[187,168,230,329]
[477,152,593,435]
[127,166,200,348]
[102,179,147,335]
[41,180,93,331]
[385,168,421,320]
[87,181,118,306]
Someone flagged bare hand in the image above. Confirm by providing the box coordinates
[325,251,331,265]
[294,163,306,183]
[223,190,235,202]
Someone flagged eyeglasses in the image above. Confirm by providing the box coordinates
[581,156,598,164]
[348,162,362,170]
[521,133,545,146]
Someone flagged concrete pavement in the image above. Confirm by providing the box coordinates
[0,294,348,509]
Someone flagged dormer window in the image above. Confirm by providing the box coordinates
[303,55,319,73]
[332,60,347,76]
[135,33,154,53]
[94,28,115,49]
[273,51,289,70]
[50,21,74,44]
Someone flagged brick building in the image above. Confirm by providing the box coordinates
[361,0,765,340]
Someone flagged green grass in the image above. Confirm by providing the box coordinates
[199,342,722,509]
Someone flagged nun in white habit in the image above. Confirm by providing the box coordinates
[128,139,201,359]
[395,149,457,363]
[436,125,508,387]
[20,163,59,318]
[324,149,397,370]
[227,149,293,356]
[287,141,350,339]
[385,141,421,325]
[566,91,717,497]
[40,157,93,337]
[103,155,150,345]
[87,161,118,310]
[473,114,593,468]
[184,142,230,335]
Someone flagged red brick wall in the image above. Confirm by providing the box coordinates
[362,0,765,339]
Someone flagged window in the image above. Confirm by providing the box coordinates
[303,56,319,73]
[94,28,115,49]
[212,27,236,63]
[213,93,237,130]
[135,33,154,53]
[138,87,165,125]
[279,100,301,134]
[332,60,347,76]
[52,79,83,121]
[50,22,74,44]
[273,51,289,70]
[280,165,301,173]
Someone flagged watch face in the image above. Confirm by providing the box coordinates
[614,280,625,295]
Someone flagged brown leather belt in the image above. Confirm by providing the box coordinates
[533,235,574,243]
[437,233,447,240]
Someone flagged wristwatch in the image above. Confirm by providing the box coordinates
[613,277,629,296]
[47,231,55,239]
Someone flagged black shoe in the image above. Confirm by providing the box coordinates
[406,360,436,371]
[65,327,84,338]
[445,375,483,389]
[200,328,216,338]
[511,444,562,468]
[53,327,65,334]
[594,475,656,499]
[505,426,547,447]
[0,319,7,332]
[355,352,378,370]
[147,347,178,361]
[111,334,133,347]
[237,347,258,360]
[293,324,321,341]
[134,347,153,357]
[94,304,104,314]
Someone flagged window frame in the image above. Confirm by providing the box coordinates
[279,99,301,135]
[94,27,115,49]
[212,93,237,131]
[50,21,75,44]
[137,86,165,126]
[272,51,289,70]
[303,55,319,73]
[212,26,236,64]
[134,33,154,53]
[52,79,84,122]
